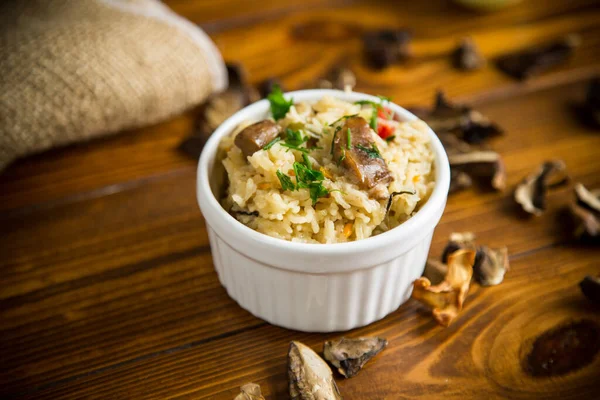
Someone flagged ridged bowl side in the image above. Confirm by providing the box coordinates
[208,227,433,332]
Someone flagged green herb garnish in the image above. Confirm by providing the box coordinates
[263,136,281,150]
[285,128,307,146]
[309,183,330,205]
[294,162,324,185]
[346,128,352,149]
[277,170,296,191]
[356,143,382,159]
[302,153,312,169]
[369,107,378,131]
[385,135,396,142]
[377,95,392,103]
[267,85,293,120]
[386,190,416,213]
[330,113,359,126]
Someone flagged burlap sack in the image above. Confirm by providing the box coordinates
[0,0,227,170]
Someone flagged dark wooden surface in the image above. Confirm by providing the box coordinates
[1,1,599,399]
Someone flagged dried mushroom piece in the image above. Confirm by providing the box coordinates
[569,183,600,238]
[234,383,265,400]
[495,34,581,80]
[575,78,600,129]
[449,150,506,191]
[579,275,600,304]
[451,37,485,71]
[363,29,412,69]
[317,66,356,91]
[514,160,569,216]
[474,246,510,286]
[449,170,473,194]
[410,91,503,145]
[288,341,342,400]
[441,232,477,264]
[323,337,388,378]
[423,258,449,286]
[179,63,259,158]
[412,249,476,327]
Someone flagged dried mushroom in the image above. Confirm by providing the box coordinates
[451,37,485,71]
[579,275,600,304]
[474,246,509,286]
[514,160,569,216]
[412,249,476,327]
[441,231,477,264]
[316,66,356,91]
[179,63,259,158]
[234,383,265,400]
[569,183,600,238]
[288,341,342,400]
[363,29,412,69]
[495,34,581,80]
[410,91,503,145]
[449,170,473,194]
[575,78,600,129]
[449,150,506,191]
[423,258,449,286]
[323,337,388,378]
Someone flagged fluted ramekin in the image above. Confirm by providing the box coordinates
[197,89,450,332]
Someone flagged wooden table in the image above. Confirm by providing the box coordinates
[1,1,599,398]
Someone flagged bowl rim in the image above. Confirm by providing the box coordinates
[197,89,450,257]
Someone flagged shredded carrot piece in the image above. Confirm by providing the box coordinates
[258,182,271,190]
[288,169,295,176]
[320,167,333,179]
[343,223,353,238]
[413,175,420,183]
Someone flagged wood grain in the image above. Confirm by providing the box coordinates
[1,0,600,399]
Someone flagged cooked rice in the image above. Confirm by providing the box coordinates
[220,95,435,244]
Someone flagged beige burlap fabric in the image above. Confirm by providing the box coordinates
[0,0,227,170]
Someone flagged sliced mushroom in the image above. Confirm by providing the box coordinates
[569,183,600,237]
[474,246,510,286]
[288,341,342,400]
[449,150,506,191]
[323,337,388,378]
[234,120,282,158]
[452,37,486,71]
[411,91,503,145]
[234,383,265,400]
[363,29,412,69]
[423,258,449,286]
[441,231,477,264]
[333,116,393,189]
[412,249,476,327]
[514,160,569,216]
[495,34,581,80]
[579,275,600,304]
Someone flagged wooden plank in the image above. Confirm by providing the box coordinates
[1,80,599,397]
[23,245,600,399]
[1,3,599,213]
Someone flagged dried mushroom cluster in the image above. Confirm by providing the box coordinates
[412,232,510,326]
[451,37,486,71]
[323,337,388,378]
[411,92,505,194]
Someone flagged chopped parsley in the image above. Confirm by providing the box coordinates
[267,85,293,120]
[377,95,392,102]
[263,136,281,150]
[302,153,312,169]
[355,95,392,130]
[386,190,416,213]
[277,170,296,191]
[356,143,383,159]
[285,128,307,146]
[369,108,378,131]
[346,128,352,149]
[293,162,324,186]
[385,135,396,142]
[308,183,330,205]
[337,148,346,165]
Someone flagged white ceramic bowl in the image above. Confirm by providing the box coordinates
[197,89,450,332]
